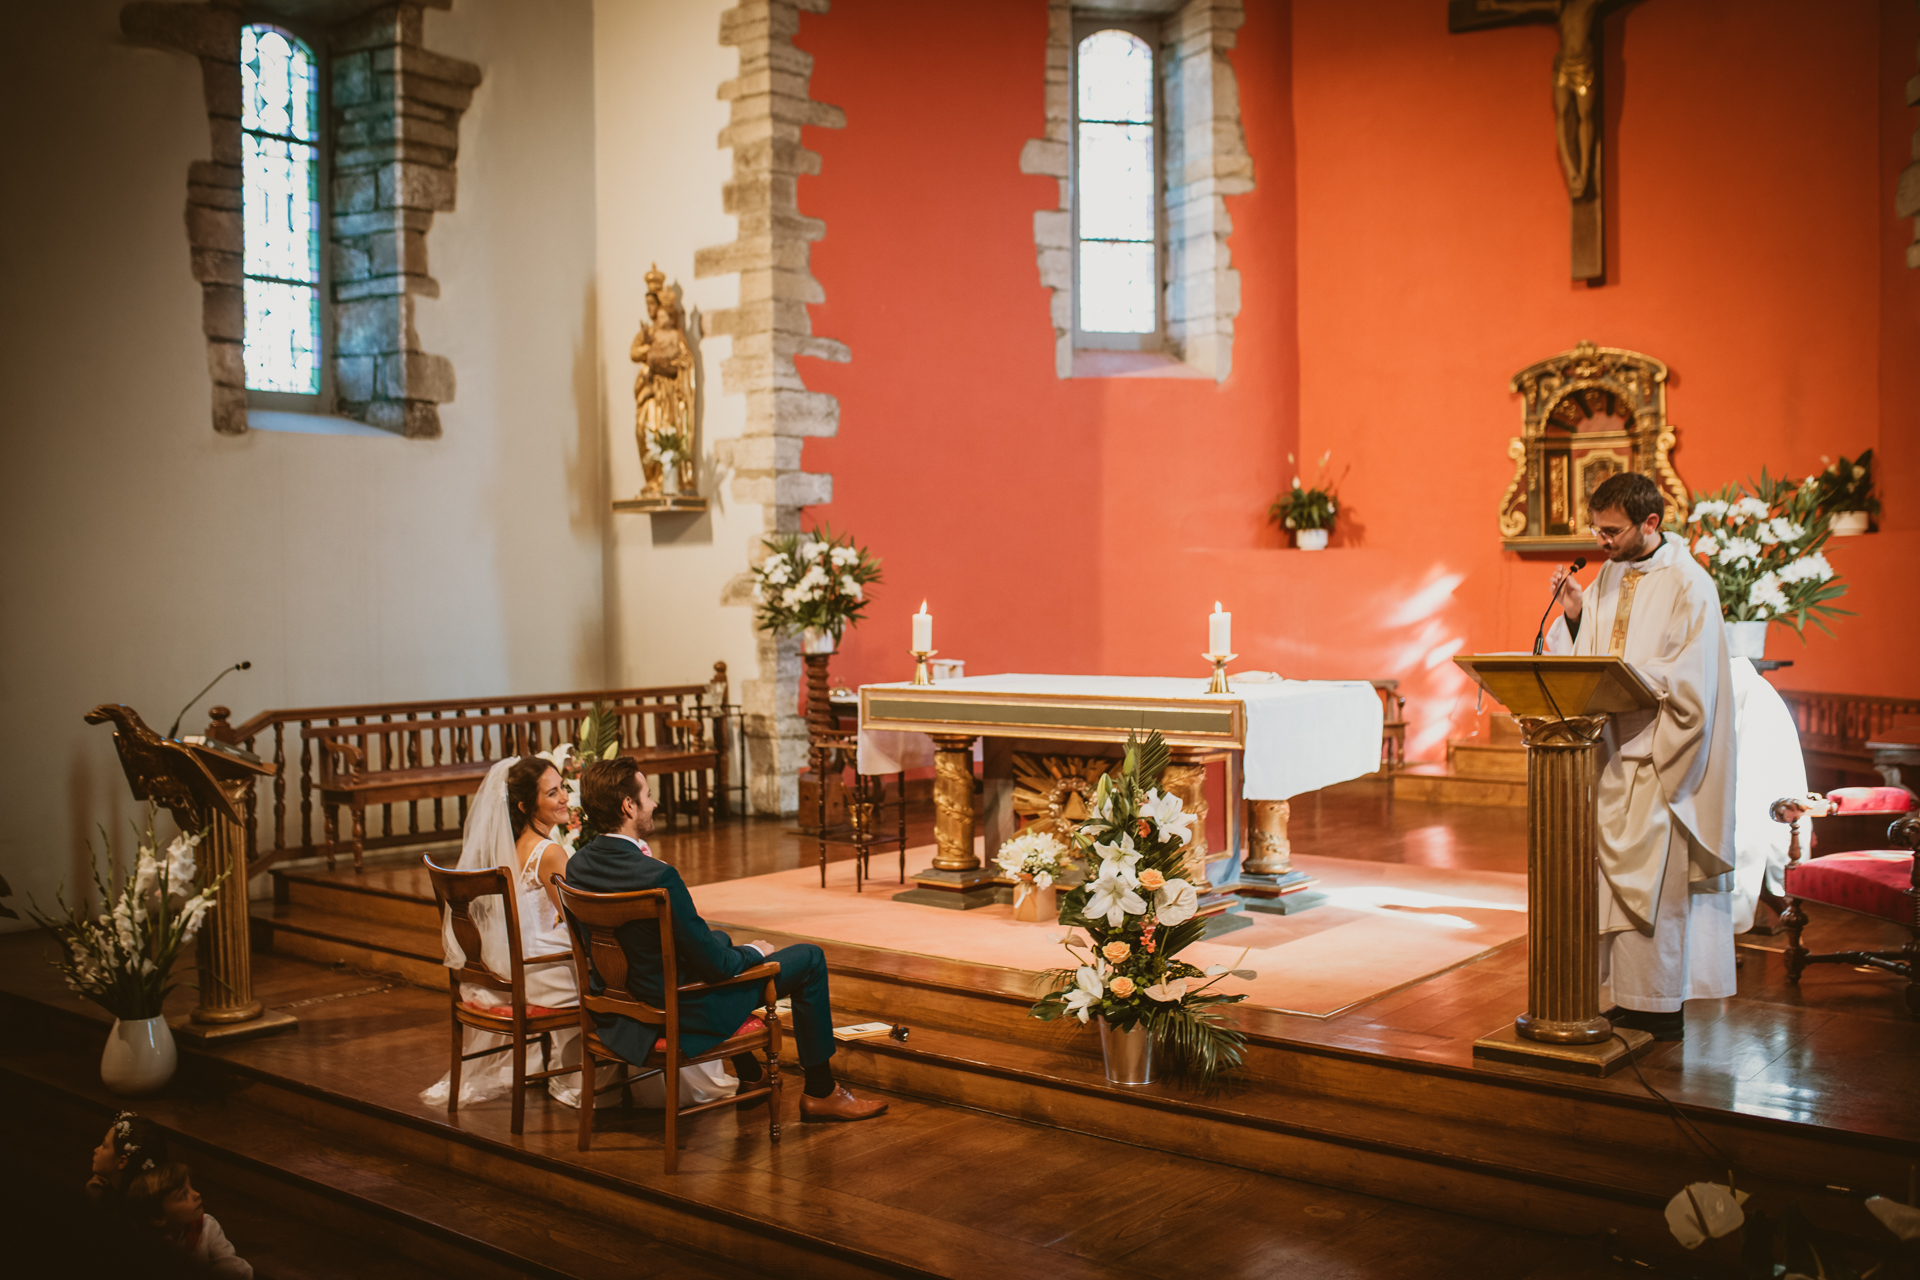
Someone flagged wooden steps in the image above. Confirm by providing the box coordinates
[1392,721,1528,807]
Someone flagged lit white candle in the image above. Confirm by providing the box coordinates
[1209,602,1230,655]
[913,601,932,651]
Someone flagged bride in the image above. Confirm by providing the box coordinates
[422,755,736,1111]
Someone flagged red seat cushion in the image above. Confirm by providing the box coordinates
[1826,787,1915,815]
[1784,851,1916,921]
[462,1000,568,1018]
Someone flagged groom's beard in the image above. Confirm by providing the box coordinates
[635,810,656,836]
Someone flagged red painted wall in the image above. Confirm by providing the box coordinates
[798,0,1917,763]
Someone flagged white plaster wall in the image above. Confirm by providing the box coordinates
[0,0,603,927]
[592,0,766,726]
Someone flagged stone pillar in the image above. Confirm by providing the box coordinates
[700,0,848,816]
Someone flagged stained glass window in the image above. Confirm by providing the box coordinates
[241,25,321,395]
[1075,29,1157,337]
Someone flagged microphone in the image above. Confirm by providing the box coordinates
[1531,558,1587,656]
[166,661,252,739]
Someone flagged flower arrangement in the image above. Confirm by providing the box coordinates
[646,425,689,470]
[1686,471,1849,636]
[537,702,622,849]
[29,813,226,1021]
[750,526,882,641]
[1030,731,1255,1085]
[994,828,1069,890]
[1268,450,1338,533]
[1806,449,1879,521]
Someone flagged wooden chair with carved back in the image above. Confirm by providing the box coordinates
[553,879,782,1171]
[424,857,579,1135]
[1769,787,1919,1019]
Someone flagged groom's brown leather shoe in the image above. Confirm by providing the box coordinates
[799,1084,888,1123]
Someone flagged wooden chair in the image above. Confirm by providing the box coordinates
[1769,789,1919,1019]
[1370,679,1407,773]
[554,879,783,1171]
[423,857,579,1135]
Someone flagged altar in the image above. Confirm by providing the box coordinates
[856,673,1384,911]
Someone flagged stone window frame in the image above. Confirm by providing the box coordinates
[1069,15,1167,354]
[121,1,479,438]
[1022,0,1253,382]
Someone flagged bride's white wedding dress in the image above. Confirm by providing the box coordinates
[421,760,736,1112]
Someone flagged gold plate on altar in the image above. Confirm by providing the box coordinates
[860,685,1246,749]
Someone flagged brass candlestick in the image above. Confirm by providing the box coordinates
[912,648,937,686]
[1202,652,1236,694]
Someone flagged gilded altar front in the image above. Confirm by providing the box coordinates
[1495,341,1688,552]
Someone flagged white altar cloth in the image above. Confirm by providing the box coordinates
[856,673,1383,801]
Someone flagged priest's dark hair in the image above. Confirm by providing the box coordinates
[1589,471,1664,526]
[580,756,645,831]
[506,755,559,837]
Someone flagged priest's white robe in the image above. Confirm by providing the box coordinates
[1728,657,1807,934]
[1546,532,1738,1012]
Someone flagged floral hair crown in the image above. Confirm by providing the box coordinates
[112,1110,142,1154]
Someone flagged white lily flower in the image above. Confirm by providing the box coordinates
[1139,789,1196,847]
[1143,978,1188,1003]
[1084,866,1147,927]
[1063,966,1104,1023]
[1154,877,1199,926]
[1093,830,1141,876]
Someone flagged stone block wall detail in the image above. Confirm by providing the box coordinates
[1021,0,1252,381]
[121,0,475,438]
[1901,3,1920,269]
[695,0,848,815]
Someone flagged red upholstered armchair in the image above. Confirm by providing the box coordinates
[1769,788,1919,1018]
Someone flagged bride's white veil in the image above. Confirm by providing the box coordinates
[442,757,521,983]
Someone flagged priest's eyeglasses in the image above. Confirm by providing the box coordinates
[1588,523,1633,543]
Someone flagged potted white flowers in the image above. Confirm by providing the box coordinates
[1687,472,1850,661]
[993,828,1069,922]
[1807,449,1878,536]
[1269,450,1338,550]
[750,526,882,654]
[30,813,227,1095]
[1029,732,1255,1086]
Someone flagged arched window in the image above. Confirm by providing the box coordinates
[1073,26,1159,347]
[241,24,322,397]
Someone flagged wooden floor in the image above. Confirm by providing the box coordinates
[5,783,1916,1279]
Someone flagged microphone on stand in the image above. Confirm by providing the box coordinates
[166,661,252,740]
[1531,558,1587,656]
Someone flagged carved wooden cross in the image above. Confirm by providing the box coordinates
[1449,0,1626,282]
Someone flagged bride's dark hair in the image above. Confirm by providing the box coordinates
[505,755,559,837]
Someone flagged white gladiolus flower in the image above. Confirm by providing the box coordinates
[830,545,858,566]
[1692,535,1717,558]
[1154,877,1199,926]
[1064,966,1105,1023]
[840,575,862,600]
[1777,551,1833,584]
[1765,517,1805,544]
[800,540,827,562]
[1748,572,1789,616]
[134,853,159,902]
[1729,497,1770,522]
[1084,865,1147,927]
[1690,499,1728,521]
[1138,789,1196,848]
[165,833,201,890]
[1717,536,1762,565]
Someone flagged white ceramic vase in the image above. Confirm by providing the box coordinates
[1725,620,1768,661]
[1295,528,1330,551]
[101,1014,177,1096]
[1828,511,1870,537]
[800,628,836,655]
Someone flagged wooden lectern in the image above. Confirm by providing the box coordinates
[86,705,296,1042]
[1450,657,1662,1076]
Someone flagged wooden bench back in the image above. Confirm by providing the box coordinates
[554,882,676,1027]
[423,857,525,990]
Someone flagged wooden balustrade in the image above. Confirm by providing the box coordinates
[207,664,739,877]
[1776,689,1920,787]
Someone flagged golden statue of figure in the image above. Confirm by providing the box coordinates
[1453,0,1606,199]
[630,264,697,498]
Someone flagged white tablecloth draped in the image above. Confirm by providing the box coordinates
[856,673,1383,801]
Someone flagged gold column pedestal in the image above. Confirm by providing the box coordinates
[893,732,999,910]
[1472,713,1650,1076]
[1241,799,1292,876]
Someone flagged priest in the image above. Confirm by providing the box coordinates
[1544,472,1738,1040]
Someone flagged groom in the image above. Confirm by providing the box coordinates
[564,756,887,1122]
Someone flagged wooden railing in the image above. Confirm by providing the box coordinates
[207,665,738,877]
[1777,689,1920,784]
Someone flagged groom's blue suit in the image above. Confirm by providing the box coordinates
[562,833,836,1068]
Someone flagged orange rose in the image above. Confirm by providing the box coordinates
[1109,975,1136,998]
[1102,941,1131,964]
[1138,869,1166,891]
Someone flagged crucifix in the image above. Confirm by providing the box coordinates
[1449,0,1622,282]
